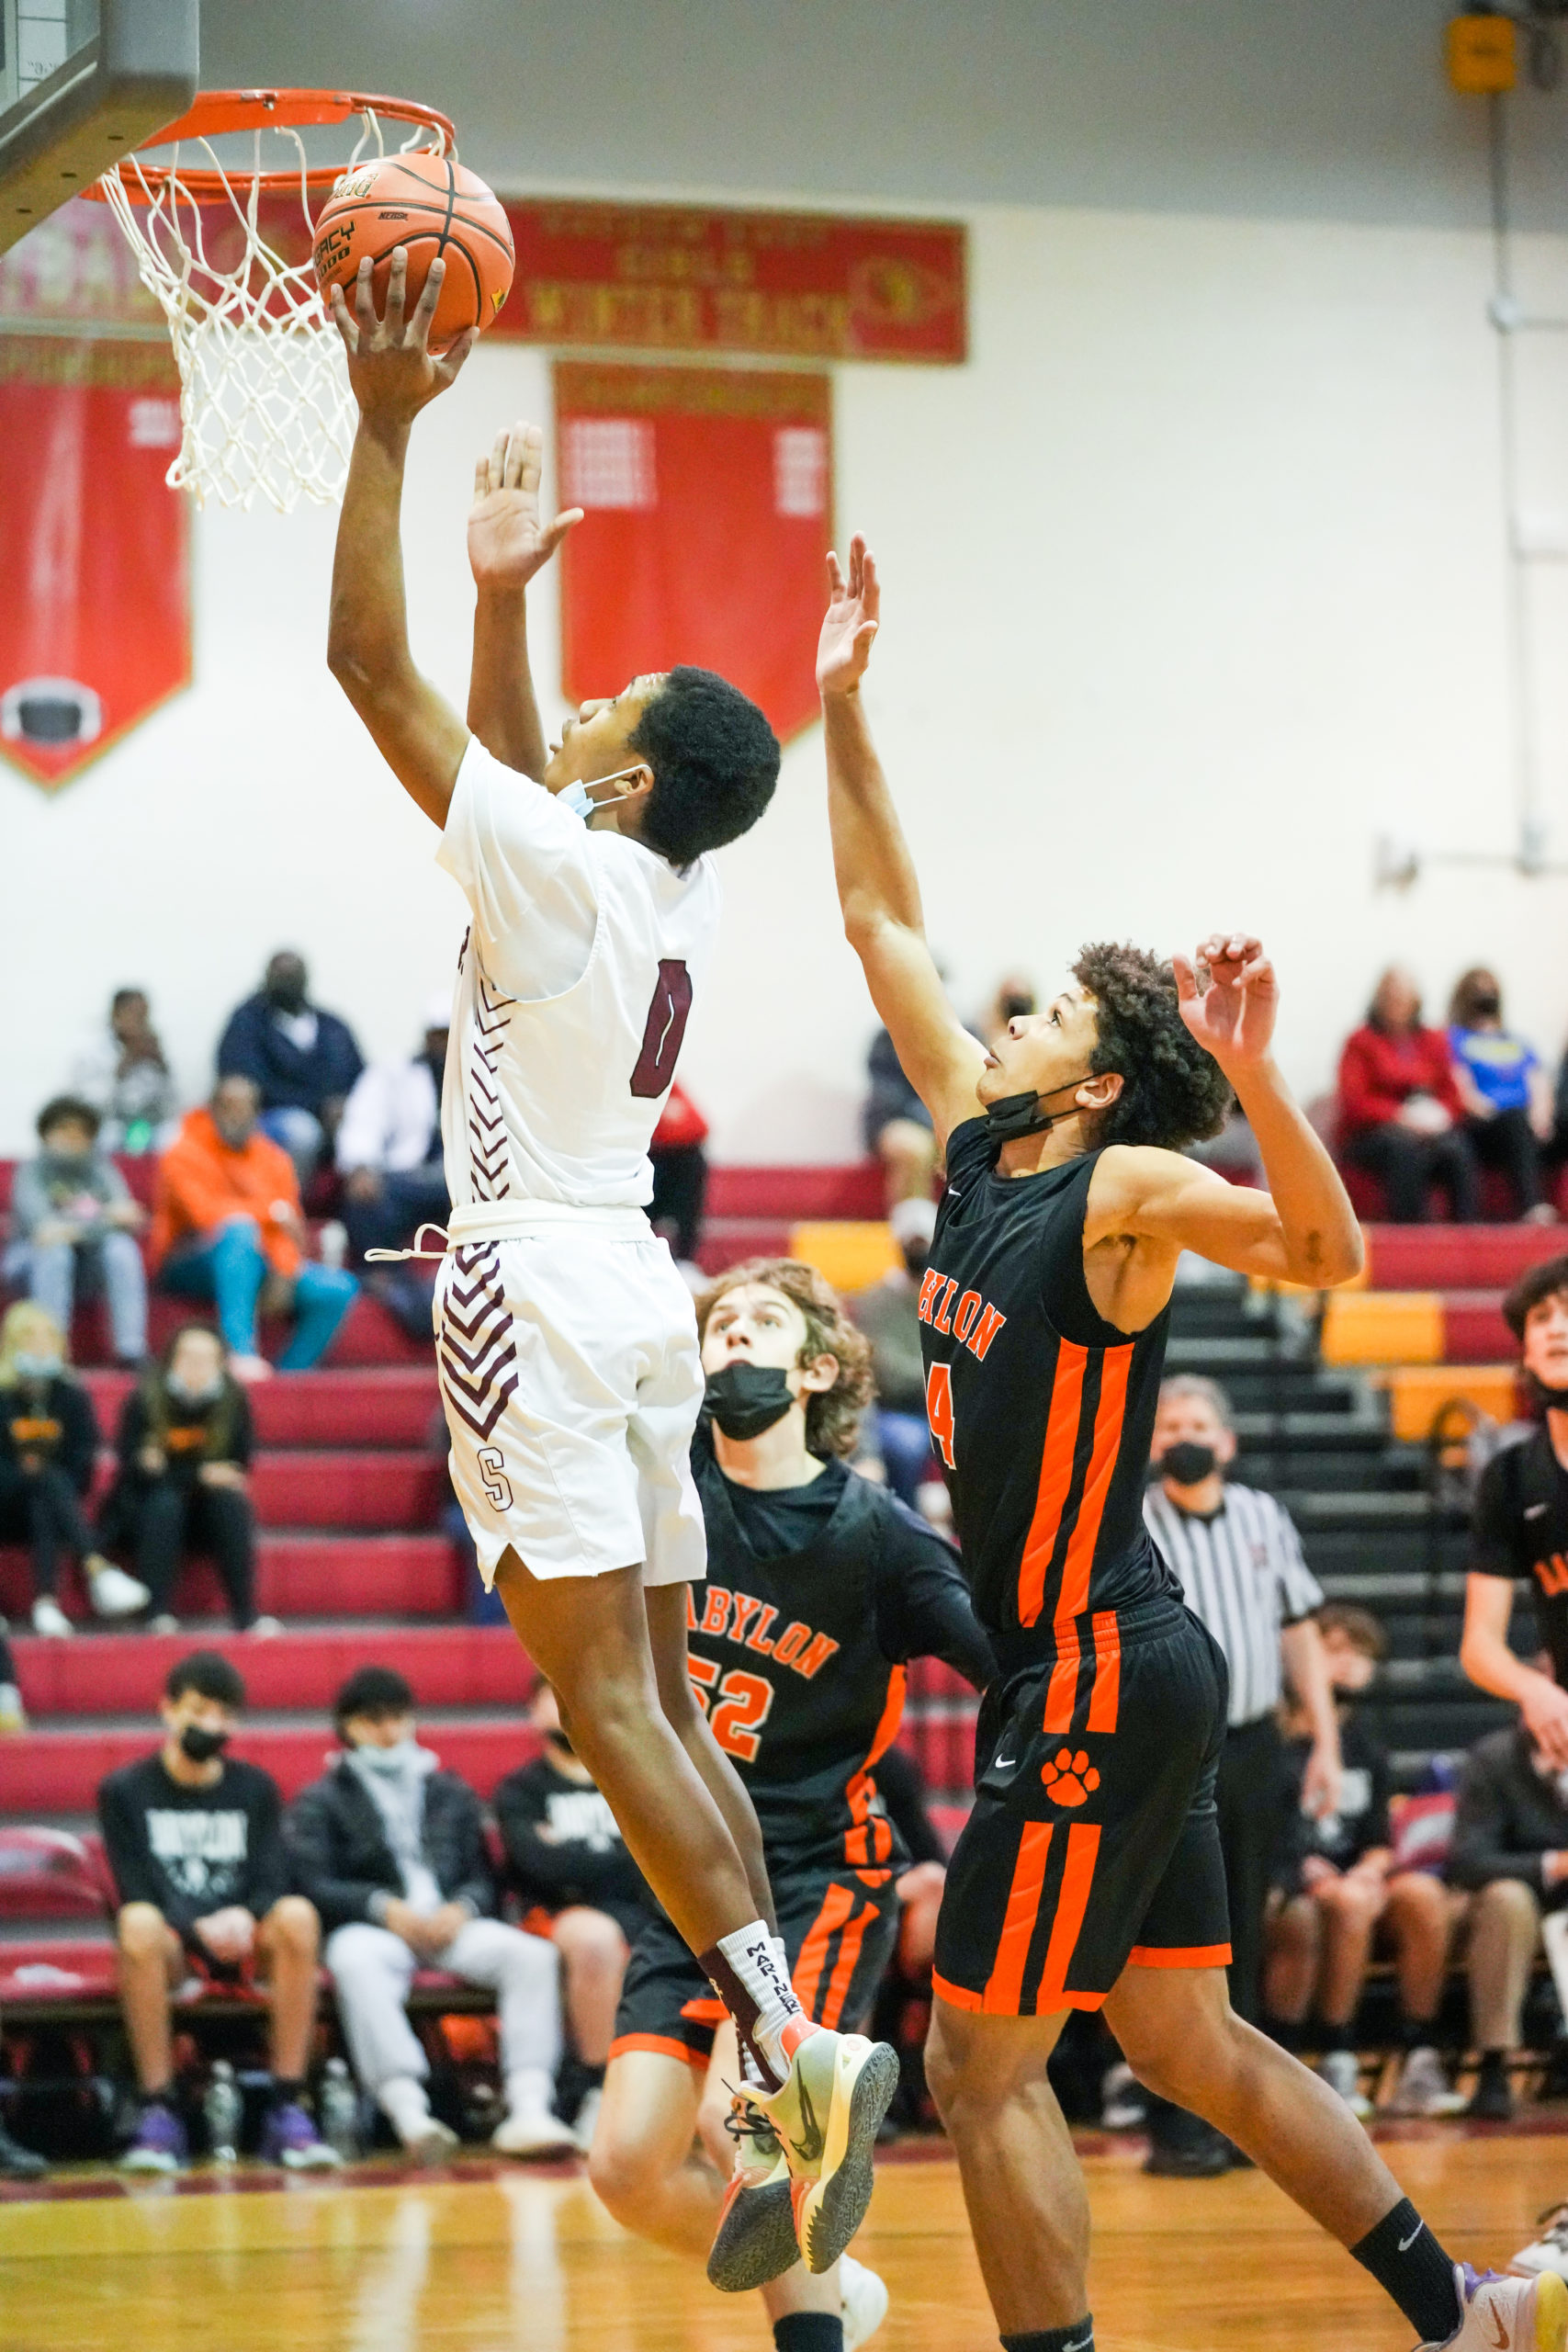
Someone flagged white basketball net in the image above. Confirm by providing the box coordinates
[99,111,436,514]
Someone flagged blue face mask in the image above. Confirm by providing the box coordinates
[558,765,642,824]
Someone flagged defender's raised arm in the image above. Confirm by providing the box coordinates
[1086,933,1365,1299]
[325,251,471,826]
[818,539,986,1149]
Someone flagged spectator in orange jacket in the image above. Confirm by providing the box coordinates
[152,1077,358,1381]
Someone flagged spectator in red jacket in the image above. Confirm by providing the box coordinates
[1337,968,1481,1223]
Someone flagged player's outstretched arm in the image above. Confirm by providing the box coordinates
[325,249,472,825]
[1088,935,1365,1288]
[467,421,582,779]
[818,538,986,1149]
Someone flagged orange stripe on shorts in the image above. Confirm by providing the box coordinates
[982,1820,1054,2013]
[1086,1609,1121,1733]
[1018,1343,1087,1628]
[793,1882,858,2020]
[1035,1821,1101,2012]
[819,1901,875,2030]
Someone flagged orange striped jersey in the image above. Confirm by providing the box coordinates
[921,1121,1179,1660]
[689,1426,993,1871]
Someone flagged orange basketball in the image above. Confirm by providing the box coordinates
[312,150,514,348]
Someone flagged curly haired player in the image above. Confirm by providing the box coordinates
[812,532,1566,2352]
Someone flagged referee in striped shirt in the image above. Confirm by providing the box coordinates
[1137,1374,1342,2173]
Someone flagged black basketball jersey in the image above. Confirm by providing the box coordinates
[1471,1424,1568,1685]
[687,1430,991,1872]
[920,1120,1178,1682]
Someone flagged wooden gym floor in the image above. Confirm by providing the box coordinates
[1,2127,1564,2352]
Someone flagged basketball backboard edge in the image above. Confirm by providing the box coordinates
[0,0,197,256]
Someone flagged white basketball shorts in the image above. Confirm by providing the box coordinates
[434,1214,707,1587]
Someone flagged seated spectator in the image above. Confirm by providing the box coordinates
[1448,1713,1568,2120]
[0,1623,22,1734]
[69,987,179,1154]
[335,995,450,1264]
[0,2016,45,2177]
[218,950,364,1186]
[0,1302,147,1635]
[287,1666,573,2157]
[97,1650,335,2173]
[1262,1605,1466,2118]
[494,1678,650,2149]
[865,1023,938,1210]
[1337,967,1480,1223]
[4,1095,147,1365]
[1448,967,1557,1223]
[648,1079,708,1272]
[151,1077,358,1380]
[97,1325,276,1638]
[852,1194,937,1507]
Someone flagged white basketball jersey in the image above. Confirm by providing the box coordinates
[436,738,721,1209]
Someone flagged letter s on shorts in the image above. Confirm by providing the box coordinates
[476,1446,513,1511]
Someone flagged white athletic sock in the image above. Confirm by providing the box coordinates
[377,2075,432,2143]
[505,2067,556,2120]
[702,1919,811,2091]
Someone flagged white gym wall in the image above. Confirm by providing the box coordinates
[2,0,1565,1158]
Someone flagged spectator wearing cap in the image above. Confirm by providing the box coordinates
[852,1193,938,1508]
[68,987,180,1154]
[217,951,364,1187]
[335,997,451,1265]
[5,1095,148,1365]
[286,1666,573,2159]
[151,1077,358,1381]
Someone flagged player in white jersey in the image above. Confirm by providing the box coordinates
[324,253,902,2286]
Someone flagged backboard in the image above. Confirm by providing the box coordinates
[0,0,196,255]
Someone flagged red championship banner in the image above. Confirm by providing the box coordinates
[0,201,189,791]
[504,204,965,365]
[556,364,831,745]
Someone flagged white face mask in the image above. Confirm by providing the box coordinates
[558,764,642,824]
[355,1736,417,1774]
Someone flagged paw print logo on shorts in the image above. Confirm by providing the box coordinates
[1040,1748,1100,1807]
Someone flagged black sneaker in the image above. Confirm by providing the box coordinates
[1143,2121,1234,2177]
[1466,2060,1514,2122]
[0,2120,46,2180]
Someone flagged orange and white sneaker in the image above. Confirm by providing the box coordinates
[705,2093,798,2293]
[754,2021,900,2277]
[1417,2263,1568,2350]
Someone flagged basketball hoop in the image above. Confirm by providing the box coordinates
[91,90,458,513]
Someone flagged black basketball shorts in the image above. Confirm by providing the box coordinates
[610,1852,902,2071]
[933,1597,1232,2017]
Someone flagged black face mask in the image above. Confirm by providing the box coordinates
[1527,1372,1568,1412]
[984,1072,1096,1146]
[705,1362,795,1441]
[1159,1441,1218,1487]
[179,1724,230,1763]
[999,990,1036,1022]
[1469,991,1502,1019]
[265,978,307,1014]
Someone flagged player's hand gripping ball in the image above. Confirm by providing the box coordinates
[313,150,514,349]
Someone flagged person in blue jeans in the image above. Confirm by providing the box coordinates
[152,1079,358,1380]
[1448,967,1557,1222]
[852,1194,938,1507]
